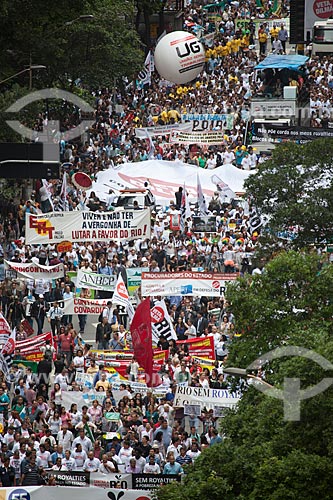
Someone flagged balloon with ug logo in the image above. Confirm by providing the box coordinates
[154,31,205,84]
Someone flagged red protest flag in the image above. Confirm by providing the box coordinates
[130,297,159,387]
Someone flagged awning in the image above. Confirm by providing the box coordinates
[255,55,309,71]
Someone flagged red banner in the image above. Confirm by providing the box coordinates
[16,332,56,361]
[21,319,34,337]
[131,297,158,387]
[176,335,215,359]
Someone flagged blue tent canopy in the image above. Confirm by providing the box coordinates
[255,55,309,71]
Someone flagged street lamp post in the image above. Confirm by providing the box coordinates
[65,14,94,26]
[223,367,274,389]
[0,65,46,89]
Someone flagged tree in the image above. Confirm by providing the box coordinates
[156,252,333,500]
[244,139,333,248]
[0,0,143,89]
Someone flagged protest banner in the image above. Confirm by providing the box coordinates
[127,267,149,296]
[151,299,177,344]
[90,472,133,489]
[0,313,13,346]
[184,404,201,416]
[181,113,234,131]
[55,297,109,315]
[20,319,34,337]
[192,216,217,233]
[2,486,152,500]
[16,331,55,361]
[176,336,215,359]
[77,269,116,291]
[252,122,333,143]
[174,386,241,410]
[135,123,191,138]
[132,474,181,491]
[4,260,64,280]
[47,470,90,487]
[62,390,106,410]
[142,272,238,297]
[26,209,151,245]
[170,129,225,145]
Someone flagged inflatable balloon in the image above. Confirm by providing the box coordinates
[154,31,205,84]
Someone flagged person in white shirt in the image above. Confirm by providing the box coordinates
[223,148,235,164]
[83,451,101,472]
[72,429,93,453]
[37,444,52,468]
[73,349,85,373]
[184,319,197,339]
[57,427,73,451]
[52,457,68,470]
[143,456,161,474]
[62,450,76,471]
[99,454,118,474]
[71,443,87,470]
[206,153,216,170]
[241,154,252,171]
[186,442,201,461]
[118,441,133,464]
[166,437,181,459]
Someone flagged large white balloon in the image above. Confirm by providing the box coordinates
[154,31,205,85]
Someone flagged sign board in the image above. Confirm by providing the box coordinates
[77,269,116,291]
[181,113,234,131]
[141,271,238,297]
[132,474,181,491]
[26,210,151,244]
[250,100,296,119]
[174,386,241,410]
[184,404,202,416]
[252,122,333,143]
[192,216,217,233]
[127,267,149,296]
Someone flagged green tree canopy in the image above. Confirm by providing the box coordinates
[244,139,333,248]
[0,0,143,89]
[157,252,333,500]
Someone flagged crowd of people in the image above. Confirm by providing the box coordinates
[0,0,301,490]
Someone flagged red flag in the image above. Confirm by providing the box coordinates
[131,298,160,387]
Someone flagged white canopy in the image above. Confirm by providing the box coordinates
[90,159,255,205]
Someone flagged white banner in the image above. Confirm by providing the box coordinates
[89,160,253,206]
[170,130,225,145]
[90,472,133,489]
[62,390,106,410]
[56,297,109,315]
[142,272,238,297]
[1,486,152,500]
[135,123,192,138]
[151,299,177,344]
[4,259,64,280]
[181,113,234,131]
[77,269,116,291]
[174,385,241,410]
[26,210,151,245]
[112,274,134,320]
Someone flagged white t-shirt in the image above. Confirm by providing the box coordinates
[143,462,161,474]
[83,457,101,472]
